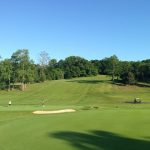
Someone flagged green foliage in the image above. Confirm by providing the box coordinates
[39,68,46,82]
[60,56,98,78]
[11,49,34,83]
[0,81,7,90]
[91,60,102,74]
[138,62,150,82]
[0,50,150,90]
[47,68,64,80]
[0,59,12,80]
[0,59,12,90]
[120,72,136,85]
[94,55,119,81]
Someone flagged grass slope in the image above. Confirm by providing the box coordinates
[0,75,149,107]
[0,75,150,150]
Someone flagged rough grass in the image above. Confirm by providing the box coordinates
[0,75,150,150]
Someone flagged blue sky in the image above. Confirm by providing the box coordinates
[0,0,150,62]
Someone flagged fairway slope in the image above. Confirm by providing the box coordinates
[0,75,150,107]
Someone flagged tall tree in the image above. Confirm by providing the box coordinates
[101,55,119,81]
[38,51,50,82]
[0,59,12,90]
[119,61,136,84]
[39,51,50,67]
[11,49,32,90]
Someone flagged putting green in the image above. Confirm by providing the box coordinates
[0,108,150,150]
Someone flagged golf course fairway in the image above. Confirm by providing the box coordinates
[0,75,150,150]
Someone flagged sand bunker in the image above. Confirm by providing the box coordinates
[33,109,76,115]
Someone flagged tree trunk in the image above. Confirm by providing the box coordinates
[24,83,27,89]
[21,83,25,91]
[8,77,10,91]
[112,74,114,81]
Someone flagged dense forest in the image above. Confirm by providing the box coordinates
[0,49,149,90]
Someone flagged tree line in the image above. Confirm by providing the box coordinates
[0,49,149,90]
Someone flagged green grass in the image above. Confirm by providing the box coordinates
[0,75,149,107]
[0,75,150,150]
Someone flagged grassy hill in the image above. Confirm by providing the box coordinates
[0,75,150,150]
[0,75,149,107]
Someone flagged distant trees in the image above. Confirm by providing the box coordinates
[35,55,98,81]
[47,59,64,80]
[92,55,120,81]
[118,60,150,84]
[0,49,35,90]
[91,60,102,74]
[59,56,98,79]
[0,59,12,90]
[11,49,35,90]
[102,55,119,81]
[39,51,50,67]
[120,71,136,85]
[138,62,150,82]
[92,56,150,84]
[38,51,50,82]
[0,50,149,91]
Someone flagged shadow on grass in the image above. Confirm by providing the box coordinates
[67,80,111,84]
[112,80,150,88]
[51,130,150,150]
[68,79,150,89]
[135,83,150,88]
[67,79,126,86]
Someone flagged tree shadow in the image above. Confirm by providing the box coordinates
[50,130,150,150]
[67,79,126,86]
[135,83,150,88]
[112,80,126,86]
[67,80,111,84]
[67,79,150,88]
[143,136,150,139]
[124,101,150,104]
[111,80,150,88]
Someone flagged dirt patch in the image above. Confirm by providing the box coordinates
[33,109,76,115]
